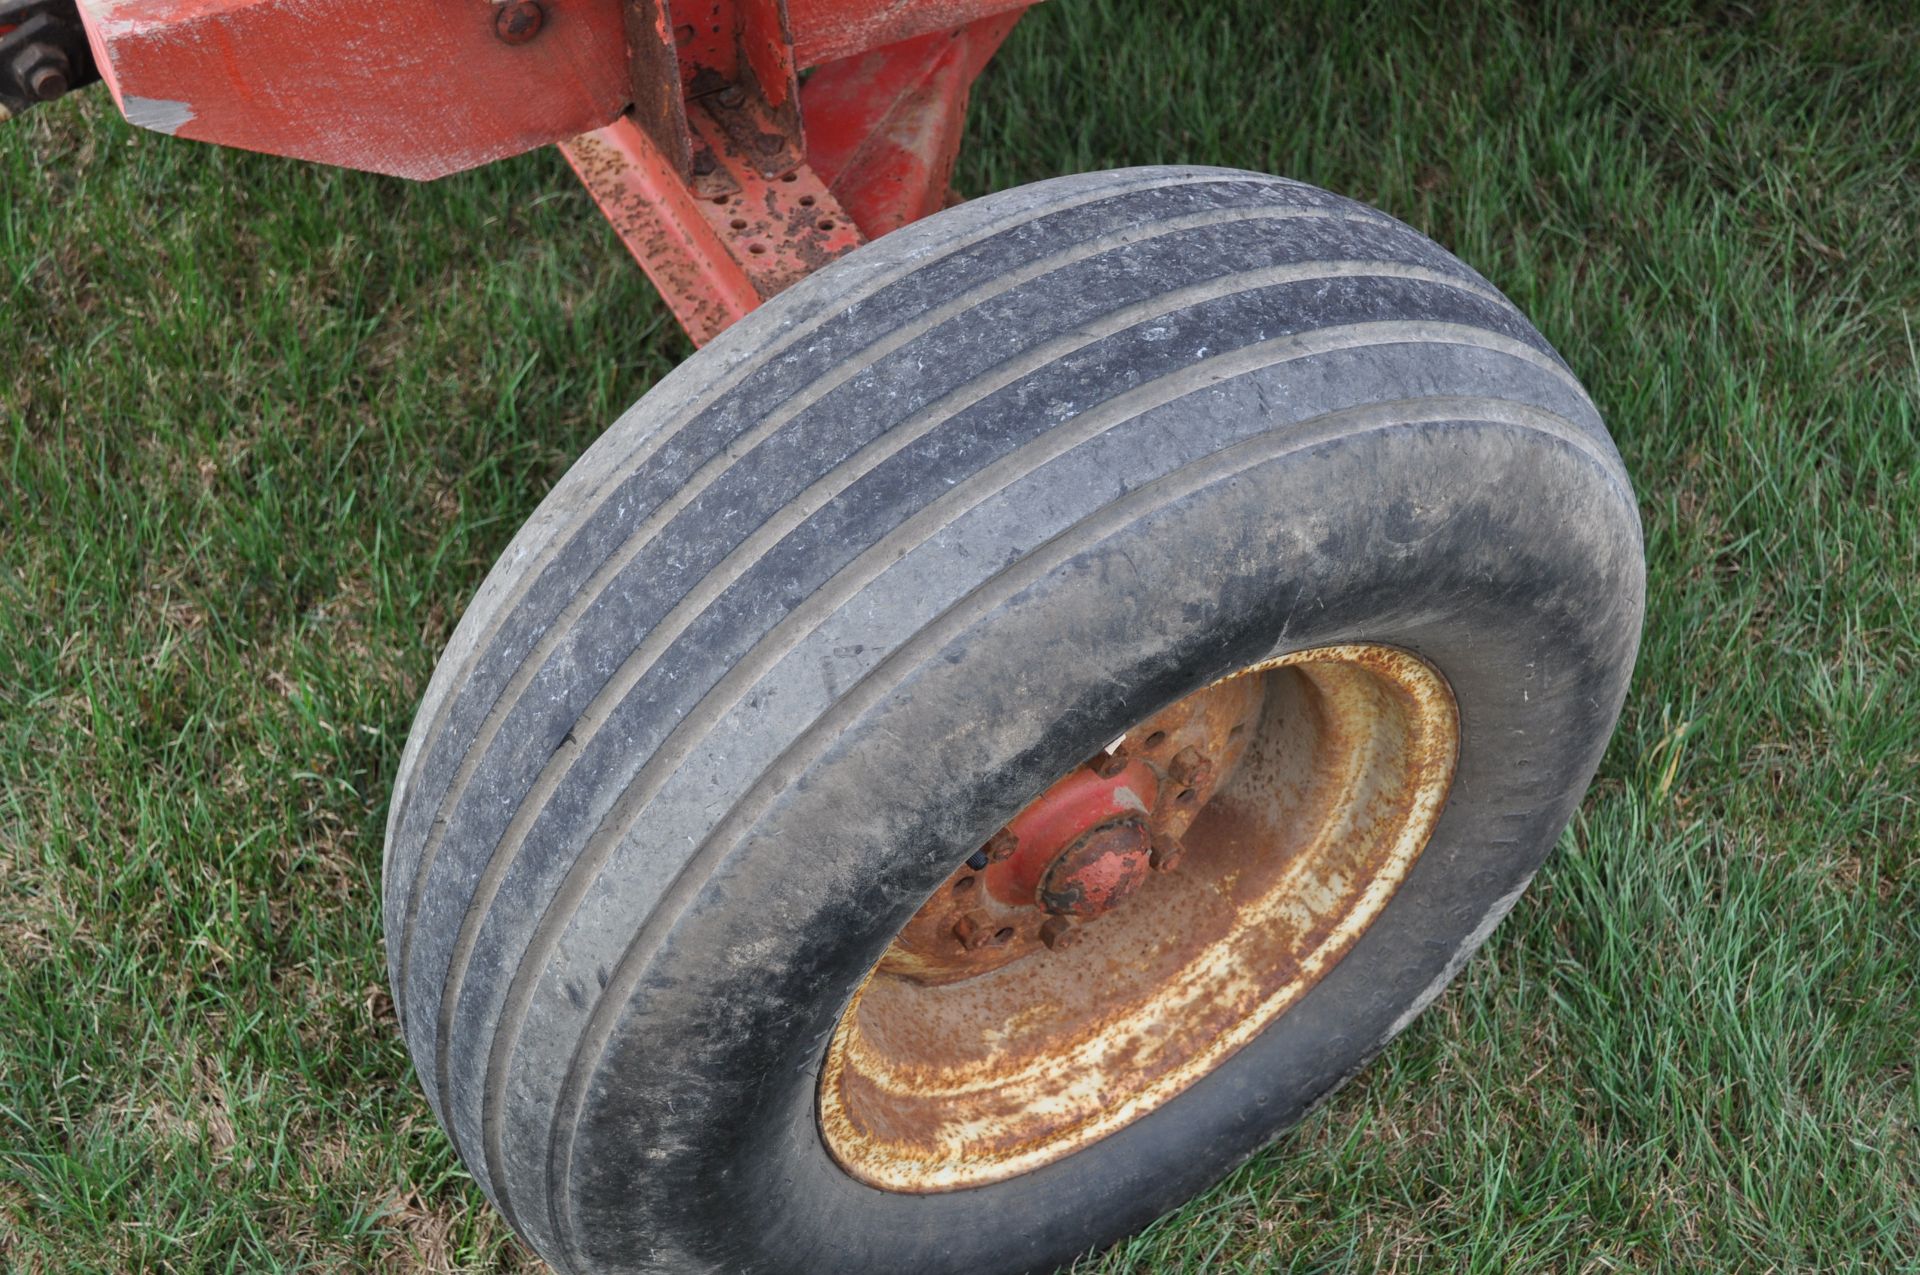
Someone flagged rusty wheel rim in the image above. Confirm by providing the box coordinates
[817,644,1459,1193]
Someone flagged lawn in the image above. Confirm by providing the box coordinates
[3,0,1916,1270]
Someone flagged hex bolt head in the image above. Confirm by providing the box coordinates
[493,0,544,44]
[716,85,747,108]
[28,63,68,102]
[1167,746,1206,784]
[1039,916,1078,951]
[1089,749,1128,779]
[984,830,1019,863]
[1149,833,1186,873]
[952,910,994,951]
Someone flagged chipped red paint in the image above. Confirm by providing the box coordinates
[76,0,632,179]
[625,0,695,175]
[683,92,865,297]
[77,0,1030,339]
[560,118,759,344]
[667,0,802,175]
[1036,819,1153,919]
[735,0,797,112]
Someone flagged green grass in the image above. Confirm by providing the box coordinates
[3,0,1916,1269]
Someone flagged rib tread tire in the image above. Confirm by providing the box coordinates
[383,166,1642,1274]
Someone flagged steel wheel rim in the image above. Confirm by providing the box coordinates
[818,644,1459,1193]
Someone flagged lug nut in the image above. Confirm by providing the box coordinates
[952,910,994,950]
[28,63,69,102]
[1149,833,1185,872]
[1089,749,1128,779]
[1039,916,1078,951]
[493,0,544,44]
[716,85,746,108]
[1167,746,1206,784]
[984,830,1019,863]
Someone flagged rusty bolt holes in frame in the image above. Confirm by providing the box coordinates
[818,644,1459,1193]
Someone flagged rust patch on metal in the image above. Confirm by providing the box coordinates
[559,125,753,344]
[1037,819,1151,919]
[819,644,1460,1192]
[686,96,865,300]
[559,100,862,346]
[668,0,803,178]
[559,0,864,345]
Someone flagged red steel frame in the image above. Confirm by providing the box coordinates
[76,0,1032,344]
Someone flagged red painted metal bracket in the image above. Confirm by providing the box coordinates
[73,0,1030,345]
[567,2,1028,345]
[803,8,1022,237]
[561,100,864,345]
[75,0,1032,180]
[786,0,1027,68]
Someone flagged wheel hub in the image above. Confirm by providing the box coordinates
[821,645,1460,1192]
[871,675,1265,984]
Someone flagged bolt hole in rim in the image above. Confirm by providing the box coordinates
[819,644,1458,1193]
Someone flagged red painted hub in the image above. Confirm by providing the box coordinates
[983,756,1158,909]
[874,675,1269,985]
